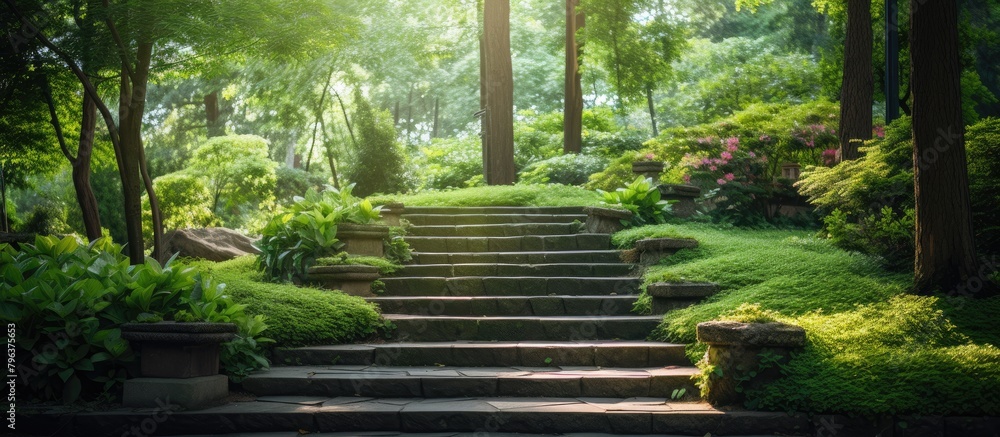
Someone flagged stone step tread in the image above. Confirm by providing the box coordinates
[404,234,612,253]
[404,213,588,225]
[384,315,660,341]
[410,250,623,265]
[381,277,641,297]
[274,341,689,368]
[243,365,698,398]
[396,263,635,278]
[404,206,587,214]
[367,295,640,316]
[26,397,812,436]
[407,223,582,237]
[166,433,784,437]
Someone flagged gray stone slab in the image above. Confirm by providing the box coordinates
[123,375,229,410]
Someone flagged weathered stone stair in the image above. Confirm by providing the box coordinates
[23,207,812,436]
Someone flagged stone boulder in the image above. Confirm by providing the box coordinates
[162,228,259,261]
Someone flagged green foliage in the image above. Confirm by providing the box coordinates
[659,37,822,127]
[0,236,267,403]
[965,118,1000,254]
[518,154,608,186]
[274,167,329,206]
[187,134,278,226]
[142,172,219,243]
[21,204,71,236]
[717,303,781,324]
[598,176,672,227]
[347,90,411,196]
[315,254,402,275]
[196,256,385,347]
[411,136,483,190]
[257,184,382,281]
[383,226,413,265]
[621,223,999,414]
[370,185,603,207]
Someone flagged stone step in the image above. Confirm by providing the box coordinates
[380,277,642,297]
[396,263,635,278]
[404,206,587,215]
[243,365,699,399]
[404,213,588,226]
[22,397,813,436]
[165,433,788,437]
[410,250,623,265]
[383,315,661,341]
[274,341,690,367]
[407,223,582,237]
[404,234,612,253]
[368,295,640,316]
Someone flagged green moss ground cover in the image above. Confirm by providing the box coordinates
[191,256,387,347]
[619,223,1000,415]
[369,184,601,207]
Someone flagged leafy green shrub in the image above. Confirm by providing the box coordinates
[198,256,385,347]
[143,172,220,244]
[275,166,329,206]
[187,134,278,226]
[347,90,411,196]
[383,226,413,265]
[257,184,382,281]
[0,236,268,403]
[582,129,648,158]
[370,184,602,207]
[412,136,483,190]
[518,154,607,185]
[598,176,672,227]
[966,118,1000,255]
[21,203,70,235]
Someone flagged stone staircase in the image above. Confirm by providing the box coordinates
[22,207,811,436]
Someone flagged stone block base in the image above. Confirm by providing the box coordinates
[123,375,228,410]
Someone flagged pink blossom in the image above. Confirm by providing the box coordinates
[717,178,727,185]
[701,158,712,165]
[873,125,885,138]
[709,165,717,171]
[682,174,692,183]
[726,137,740,152]
[758,135,772,143]
[748,151,757,158]
[720,151,733,160]
[719,160,729,166]
[645,153,656,160]
[724,173,735,181]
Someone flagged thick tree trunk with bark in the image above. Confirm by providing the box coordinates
[73,93,102,240]
[483,0,515,185]
[564,0,584,154]
[205,90,224,137]
[838,0,873,161]
[910,0,997,297]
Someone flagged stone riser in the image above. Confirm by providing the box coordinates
[368,295,640,316]
[20,399,816,436]
[380,277,642,297]
[243,367,699,399]
[274,341,691,367]
[404,234,612,253]
[396,263,635,278]
[404,213,587,225]
[410,250,623,265]
[383,315,661,341]
[407,223,581,237]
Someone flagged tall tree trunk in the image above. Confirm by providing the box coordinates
[646,84,658,137]
[333,90,357,148]
[432,97,440,139]
[306,68,334,172]
[564,0,584,154]
[73,93,102,240]
[910,0,996,297]
[204,90,224,137]
[483,0,515,185]
[393,101,400,127]
[838,0,873,161]
[405,86,414,143]
[118,42,157,264]
[478,0,490,178]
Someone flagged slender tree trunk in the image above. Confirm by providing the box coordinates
[910,0,996,297]
[306,68,334,172]
[204,90,224,137]
[393,101,400,127]
[478,0,489,178]
[405,86,414,143]
[118,42,157,264]
[564,0,584,154]
[432,97,440,139]
[646,84,658,137]
[333,90,357,147]
[73,93,102,240]
[838,0,873,161]
[483,0,515,185]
